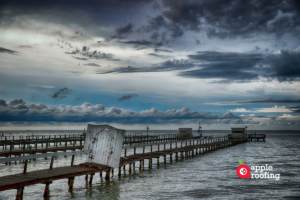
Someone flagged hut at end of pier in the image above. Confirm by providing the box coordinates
[231,127,247,138]
[179,128,192,137]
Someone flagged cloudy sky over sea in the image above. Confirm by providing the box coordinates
[1,0,300,130]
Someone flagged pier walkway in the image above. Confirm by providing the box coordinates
[0,136,247,199]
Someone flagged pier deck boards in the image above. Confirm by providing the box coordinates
[0,136,249,200]
[0,145,84,157]
[0,138,246,192]
[120,139,234,165]
[0,165,109,191]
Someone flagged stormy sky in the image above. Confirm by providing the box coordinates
[1,0,300,130]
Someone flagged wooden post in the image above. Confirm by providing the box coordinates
[105,168,111,180]
[137,161,141,171]
[89,173,94,184]
[71,155,75,166]
[164,155,166,163]
[119,167,121,176]
[170,153,172,162]
[16,187,24,200]
[143,146,145,154]
[129,164,132,173]
[50,156,54,169]
[68,177,75,189]
[43,182,52,198]
[23,160,28,174]
[134,147,136,155]
[125,149,127,157]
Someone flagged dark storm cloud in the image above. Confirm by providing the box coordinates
[151,0,300,39]
[52,87,72,99]
[0,1,152,37]
[288,106,300,113]
[118,94,138,100]
[180,51,264,81]
[193,36,201,45]
[98,59,194,74]
[0,100,8,107]
[119,39,163,48]
[99,50,300,82]
[180,50,300,82]
[140,14,184,40]
[73,57,88,60]
[148,53,170,58]
[112,23,134,39]
[19,45,32,48]
[264,50,300,82]
[210,97,300,105]
[84,63,101,67]
[67,46,119,61]
[154,48,172,53]
[2,0,300,46]
[0,98,255,125]
[0,47,18,54]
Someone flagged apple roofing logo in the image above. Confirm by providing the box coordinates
[236,159,250,179]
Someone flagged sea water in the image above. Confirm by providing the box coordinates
[0,130,299,200]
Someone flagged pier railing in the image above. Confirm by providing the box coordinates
[0,135,248,199]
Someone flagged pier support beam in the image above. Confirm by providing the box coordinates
[68,177,75,189]
[43,181,52,198]
[105,168,111,180]
[89,173,94,184]
[15,187,24,200]
[149,158,152,168]
[129,164,132,173]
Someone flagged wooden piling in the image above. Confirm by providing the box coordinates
[15,187,24,200]
[105,168,111,180]
[89,174,94,184]
[68,177,75,189]
[43,182,52,198]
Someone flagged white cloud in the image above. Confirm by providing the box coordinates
[256,105,292,113]
[229,108,252,112]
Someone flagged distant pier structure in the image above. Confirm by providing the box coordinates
[231,127,247,138]
[179,128,192,137]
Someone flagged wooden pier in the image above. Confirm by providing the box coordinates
[0,146,84,158]
[247,134,266,141]
[0,136,248,199]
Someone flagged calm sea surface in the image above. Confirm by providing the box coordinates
[0,130,299,200]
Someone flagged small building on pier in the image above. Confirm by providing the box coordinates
[231,127,246,138]
[83,124,126,168]
[179,128,192,137]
